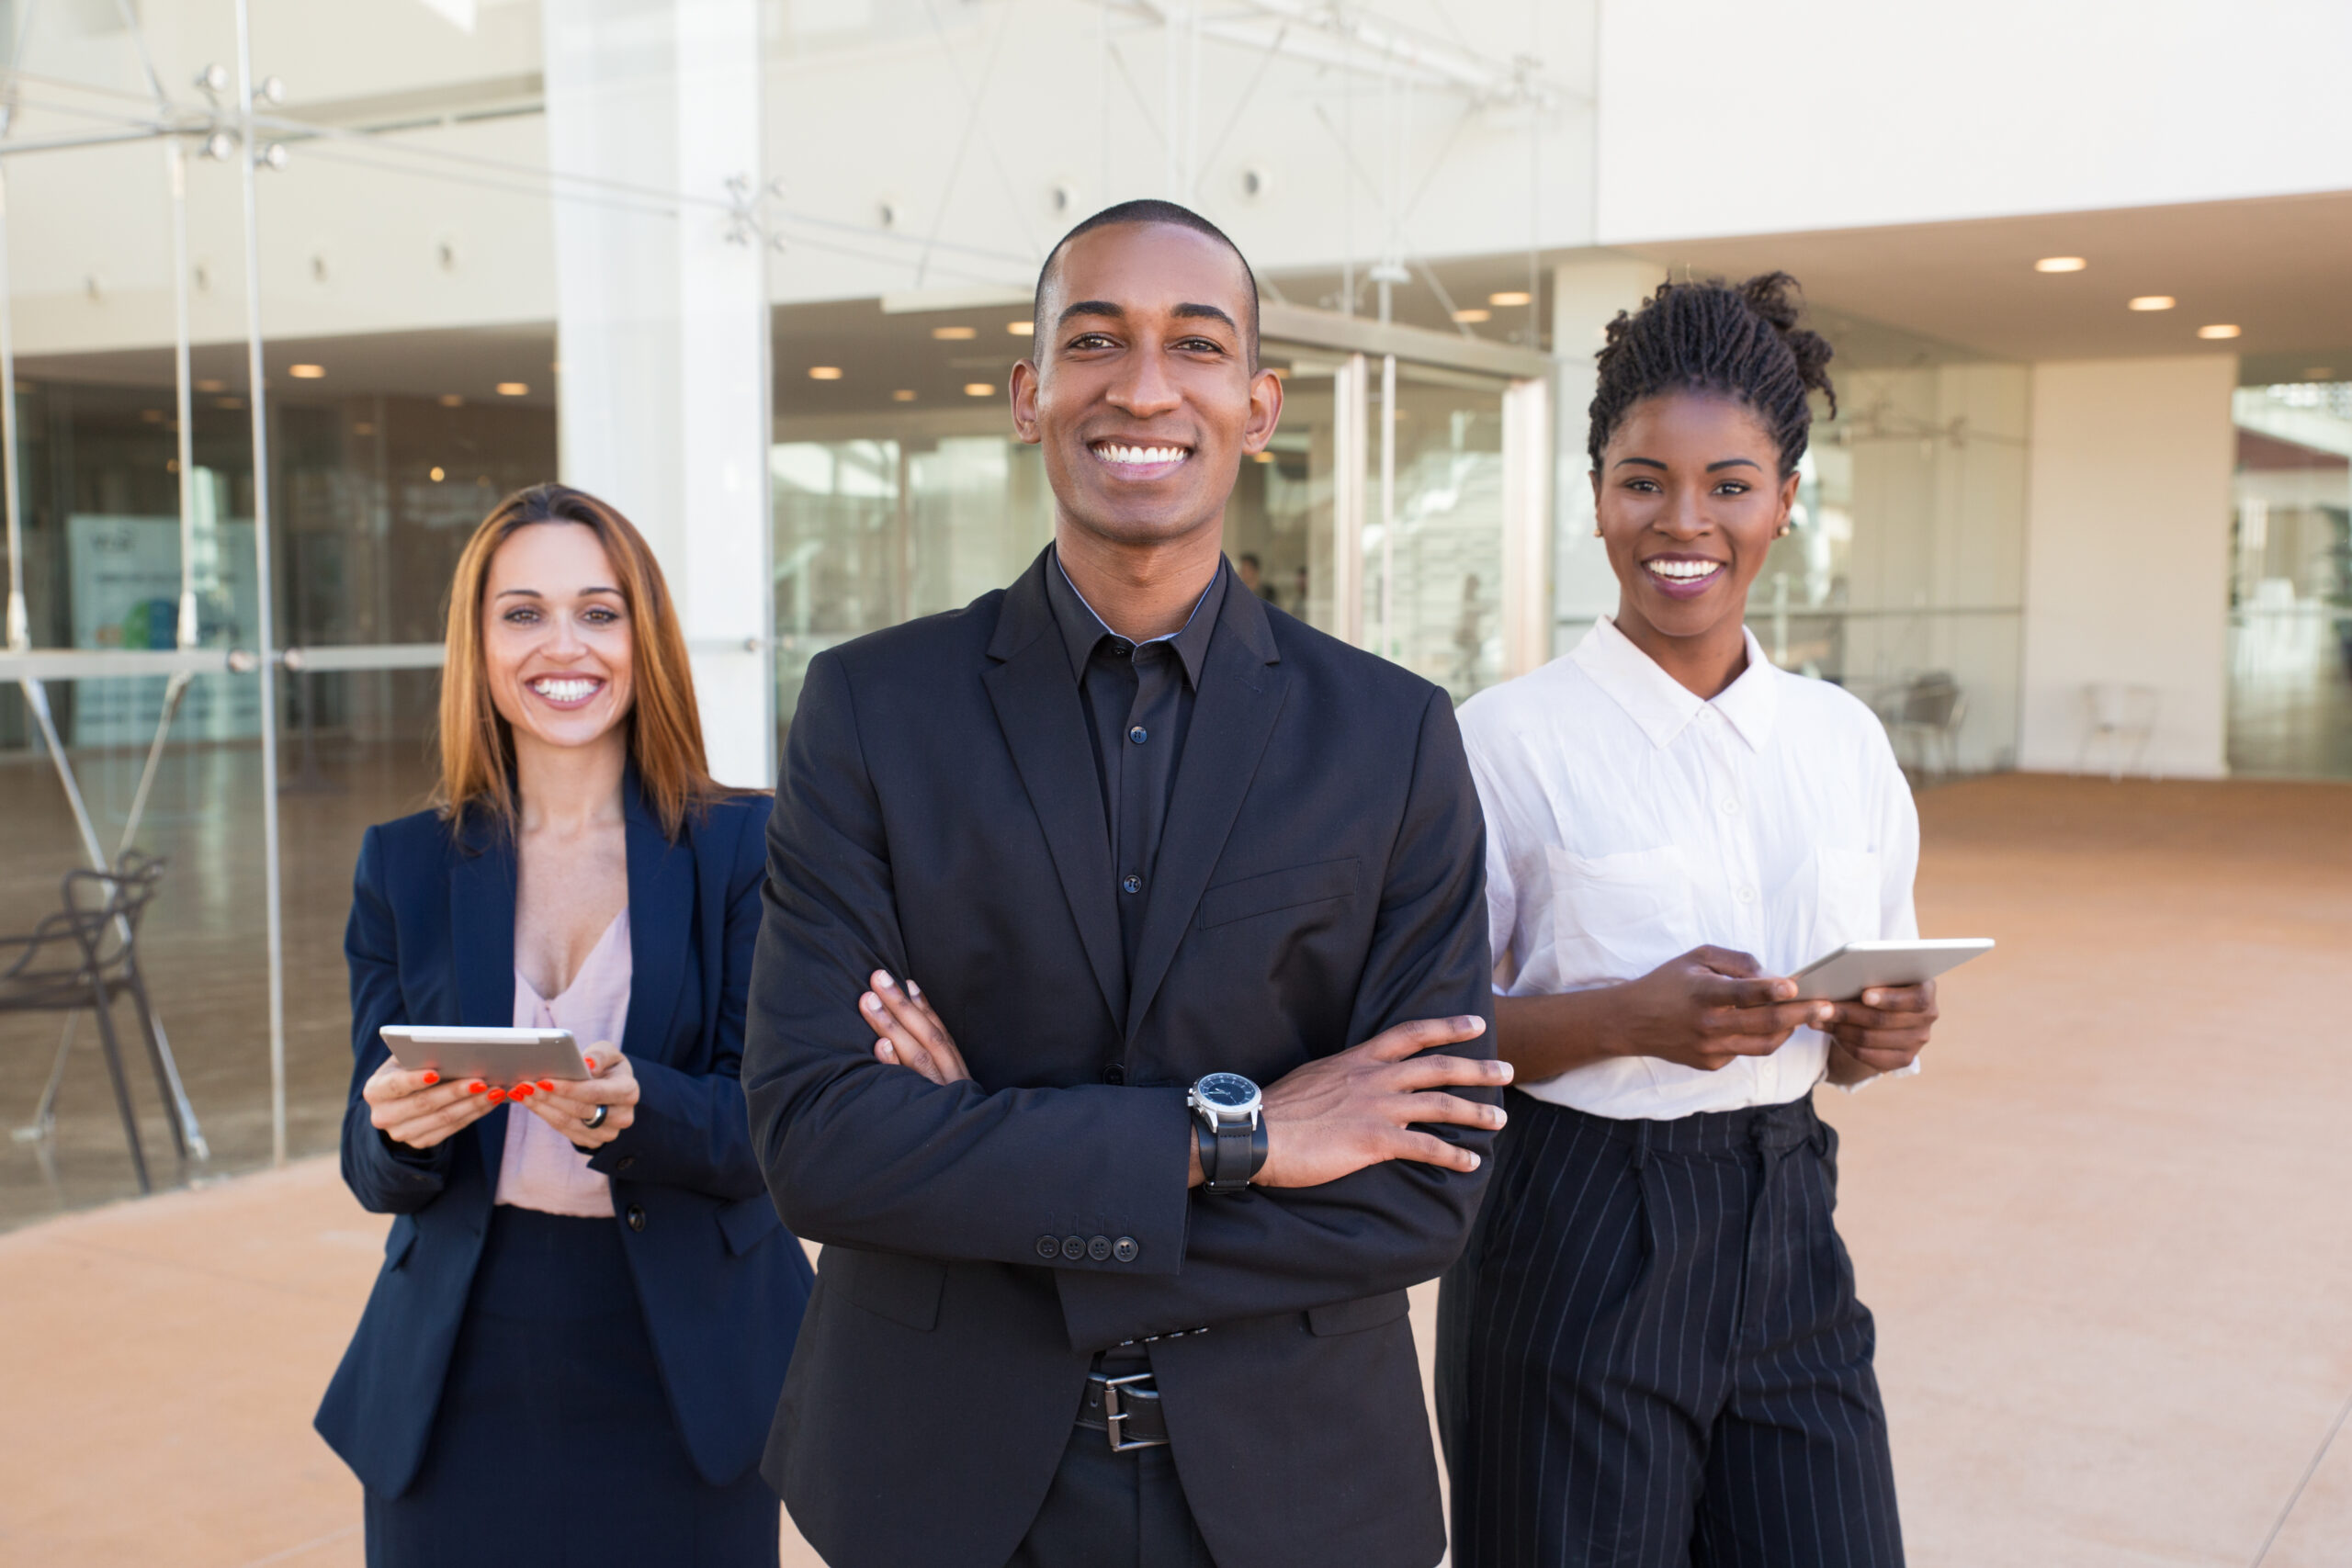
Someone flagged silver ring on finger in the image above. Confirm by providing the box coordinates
[583,1103,609,1131]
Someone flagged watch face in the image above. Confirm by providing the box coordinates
[1197,1072,1259,1110]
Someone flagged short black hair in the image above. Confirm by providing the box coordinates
[1588,272,1837,479]
[1032,198,1261,370]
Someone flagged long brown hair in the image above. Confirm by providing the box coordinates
[435,483,724,840]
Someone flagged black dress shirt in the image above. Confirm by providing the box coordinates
[1044,547,1227,975]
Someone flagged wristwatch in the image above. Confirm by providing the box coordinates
[1187,1072,1268,1194]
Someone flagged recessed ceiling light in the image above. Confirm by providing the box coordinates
[1452,308,1491,323]
[288,363,325,378]
[352,422,375,435]
[428,466,446,481]
[1007,321,1034,336]
[1251,451,1273,463]
[140,409,165,422]
[438,393,463,408]
[496,381,529,396]
[808,366,844,379]
[932,326,978,341]
[963,382,995,397]
[2128,296,2175,311]
[1487,290,1532,308]
[195,378,226,393]
[2034,256,2087,273]
[891,389,917,401]
[2196,323,2241,340]
[2304,367,2335,379]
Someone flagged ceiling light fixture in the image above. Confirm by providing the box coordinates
[429,466,446,481]
[1452,308,1491,323]
[2304,367,2335,380]
[496,382,528,396]
[932,326,978,341]
[1007,321,1034,336]
[2196,323,2241,340]
[963,382,994,397]
[195,378,226,393]
[438,394,463,408]
[288,363,325,378]
[808,366,844,379]
[2128,296,2175,311]
[2034,256,2086,273]
[892,389,917,401]
[1487,290,1532,308]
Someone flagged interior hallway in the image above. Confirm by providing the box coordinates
[1,773,2348,1566]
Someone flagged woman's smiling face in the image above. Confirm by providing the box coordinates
[1594,389,1799,658]
[480,521,635,754]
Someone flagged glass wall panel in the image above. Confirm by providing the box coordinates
[1365,363,1510,704]
[2227,381,2352,778]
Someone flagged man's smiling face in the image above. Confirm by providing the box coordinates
[1012,221,1282,551]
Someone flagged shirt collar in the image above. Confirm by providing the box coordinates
[1572,615,1780,752]
[1046,545,1226,688]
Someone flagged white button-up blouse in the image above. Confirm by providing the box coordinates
[1458,616,1920,1121]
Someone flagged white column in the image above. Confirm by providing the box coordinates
[1550,254,1665,659]
[2017,355,2237,777]
[546,0,774,790]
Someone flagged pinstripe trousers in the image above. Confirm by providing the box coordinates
[1437,1091,1903,1568]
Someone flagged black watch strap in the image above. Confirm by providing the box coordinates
[1197,1117,1264,1194]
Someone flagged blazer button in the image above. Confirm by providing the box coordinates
[1060,1235,1086,1261]
[1087,1235,1113,1262]
[626,1204,647,1233]
[1036,1235,1061,1260]
[1102,1064,1126,1086]
[1113,1236,1139,1263]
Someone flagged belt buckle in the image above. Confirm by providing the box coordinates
[1096,1371,1166,1454]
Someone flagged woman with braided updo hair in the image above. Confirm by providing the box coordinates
[1438,274,1932,1566]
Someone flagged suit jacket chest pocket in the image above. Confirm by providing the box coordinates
[1545,844,1695,985]
[1198,857,1361,931]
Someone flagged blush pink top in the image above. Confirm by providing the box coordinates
[493,907,630,1219]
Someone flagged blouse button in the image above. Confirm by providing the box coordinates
[1720,797,1740,815]
[1736,886,1756,905]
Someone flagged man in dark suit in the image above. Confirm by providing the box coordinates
[742,199,1511,1568]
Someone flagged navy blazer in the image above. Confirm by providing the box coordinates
[316,782,813,1498]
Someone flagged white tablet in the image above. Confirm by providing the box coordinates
[379,1025,592,1085]
[1787,939,1995,1002]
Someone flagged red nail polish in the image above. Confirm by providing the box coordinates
[468,1081,486,1094]
[487,1089,505,1104]
[538,1079,555,1092]
[421,1070,439,1086]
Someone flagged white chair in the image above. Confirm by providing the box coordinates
[2077,682,2161,780]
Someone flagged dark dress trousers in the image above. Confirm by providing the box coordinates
[316,782,814,1551]
[742,549,1498,1568]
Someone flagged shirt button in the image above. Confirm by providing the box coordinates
[1060,1235,1087,1261]
[1128,726,1148,744]
[1121,874,1142,895]
[1102,1063,1127,1085]
[625,1204,647,1233]
[1736,886,1756,905]
[1087,1235,1114,1262]
[1113,1236,1139,1263]
[1036,1235,1061,1259]
[1720,797,1740,815]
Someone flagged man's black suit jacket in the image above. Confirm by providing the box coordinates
[743,548,1496,1568]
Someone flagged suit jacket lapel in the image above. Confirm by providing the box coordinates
[1124,582,1289,1041]
[449,813,517,1185]
[621,777,693,1066]
[982,554,1128,1030]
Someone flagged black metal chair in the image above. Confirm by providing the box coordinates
[0,854,179,1193]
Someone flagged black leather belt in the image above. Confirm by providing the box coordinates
[1077,1369,1169,1452]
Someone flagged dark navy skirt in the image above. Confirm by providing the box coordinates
[365,1206,778,1568]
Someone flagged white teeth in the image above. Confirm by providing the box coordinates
[1646,559,1722,581]
[1095,443,1187,467]
[531,678,599,703]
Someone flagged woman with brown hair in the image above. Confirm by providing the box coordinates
[314,483,810,1567]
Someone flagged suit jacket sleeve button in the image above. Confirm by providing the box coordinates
[625,1204,647,1233]
[1113,1236,1138,1263]
[1060,1235,1086,1261]
[1036,1235,1061,1260]
[1087,1235,1113,1262]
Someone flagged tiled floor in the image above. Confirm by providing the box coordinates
[2,773,2348,1565]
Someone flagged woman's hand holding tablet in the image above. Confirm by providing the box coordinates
[1611,945,1840,1074]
